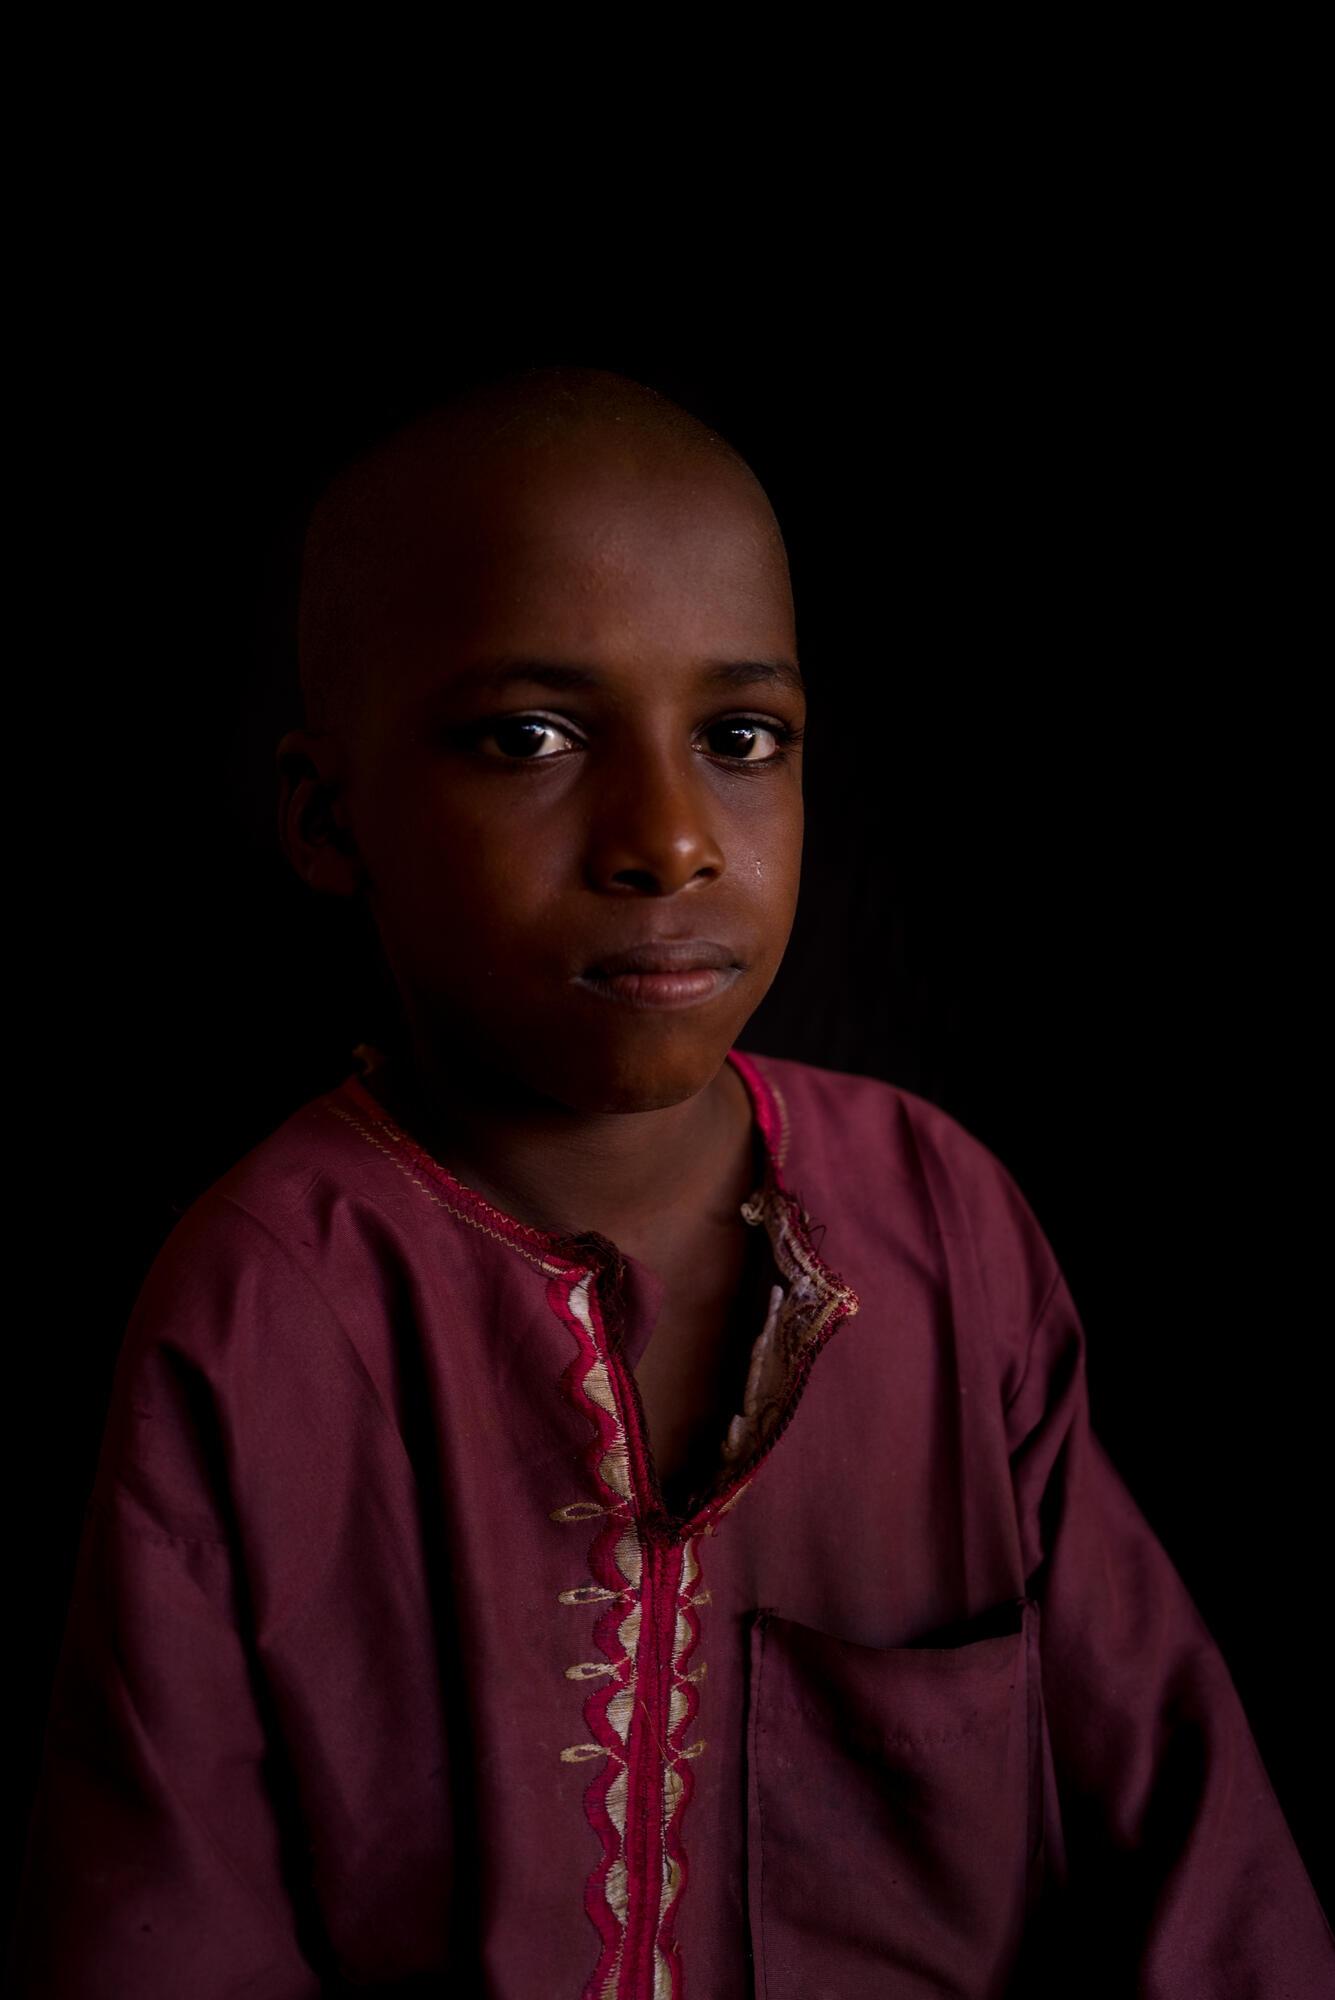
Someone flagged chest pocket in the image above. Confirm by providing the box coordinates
[745,1596,1042,2000]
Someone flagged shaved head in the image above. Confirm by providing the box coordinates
[296,365,785,737]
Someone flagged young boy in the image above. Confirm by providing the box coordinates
[9,367,1332,1999]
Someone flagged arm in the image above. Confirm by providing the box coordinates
[1007,1264,1335,1997]
[7,1251,325,1998]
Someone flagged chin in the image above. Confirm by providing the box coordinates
[562,1038,733,1116]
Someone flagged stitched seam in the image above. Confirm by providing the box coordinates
[1002,1265,1065,1417]
[766,1069,791,1172]
[324,1102,575,1276]
[338,1079,563,1247]
[107,1518,231,1551]
[727,1048,783,1169]
[892,1092,950,1262]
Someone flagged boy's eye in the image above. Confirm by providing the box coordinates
[482,717,581,760]
[700,719,791,763]
[463,708,799,760]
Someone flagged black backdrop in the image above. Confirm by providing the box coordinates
[10,307,1329,1942]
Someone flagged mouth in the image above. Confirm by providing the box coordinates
[575,939,744,1012]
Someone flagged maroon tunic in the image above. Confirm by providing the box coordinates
[9,1047,1333,1997]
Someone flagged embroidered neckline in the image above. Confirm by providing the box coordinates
[327,1043,861,1534]
[332,1044,787,1269]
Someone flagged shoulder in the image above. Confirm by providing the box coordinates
[120,1078,401,1378]
[92,1082,418,1540]
[740,1049,1065,1385]
[740,1046,1036,1218]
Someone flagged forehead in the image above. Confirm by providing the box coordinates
[361,435,796,698]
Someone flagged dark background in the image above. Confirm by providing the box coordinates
[11,285,1329,1943]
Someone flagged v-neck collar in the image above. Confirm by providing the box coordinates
[328,1044,861,1537]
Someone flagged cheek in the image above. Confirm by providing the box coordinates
[383,802,578,987]
[738,795,804,902]
[751,821,802,884]
[367,775,566,887]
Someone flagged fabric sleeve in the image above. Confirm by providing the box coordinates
[1006,1261,1335,1997]
[7,1240,324,1999]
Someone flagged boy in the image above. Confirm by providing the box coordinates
[9,366,1332,1998]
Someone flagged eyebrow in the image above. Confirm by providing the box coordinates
[443,656,806,700]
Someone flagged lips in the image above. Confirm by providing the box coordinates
[585,940,740,977]
[576,938,745,1012]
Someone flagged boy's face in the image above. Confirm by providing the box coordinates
[304,430,805,1115]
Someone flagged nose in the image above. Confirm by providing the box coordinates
[583,737,726,896]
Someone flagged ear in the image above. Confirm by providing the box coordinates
[275,728,366,898]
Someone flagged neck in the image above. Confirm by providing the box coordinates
[362,1033,760,1253]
